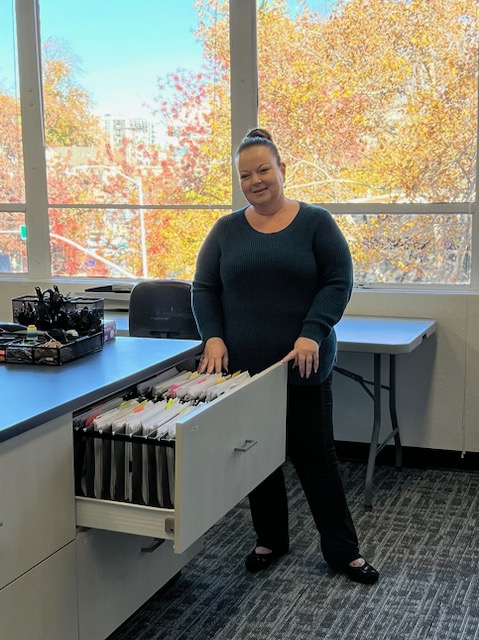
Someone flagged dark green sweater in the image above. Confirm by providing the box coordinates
[192,203,353,384]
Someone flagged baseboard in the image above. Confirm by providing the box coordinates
[335,440,479,471]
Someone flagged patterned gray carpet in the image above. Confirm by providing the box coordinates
[107,460,479,640]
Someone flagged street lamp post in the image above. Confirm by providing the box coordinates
[135,175,148,279]
[70,165,148,278]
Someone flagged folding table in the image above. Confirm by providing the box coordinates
[334,315,437,509]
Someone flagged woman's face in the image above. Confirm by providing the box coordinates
[236,144,285,210]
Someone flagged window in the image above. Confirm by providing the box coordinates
[39,0,231,279]
[0,0,27,273]
[258,0,478,286]
[1,0,478,287]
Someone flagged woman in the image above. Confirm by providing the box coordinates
[192,128,378,584]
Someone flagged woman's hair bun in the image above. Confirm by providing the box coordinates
[245,127,273,142]
[235,127,280,164]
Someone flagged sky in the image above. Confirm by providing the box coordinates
[0,0,335,119]
[39,0,206,118]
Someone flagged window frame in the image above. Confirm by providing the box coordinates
[1,0,478,290]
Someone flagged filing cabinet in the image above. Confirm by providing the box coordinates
[1,340,287,640]
[0,416,77,639]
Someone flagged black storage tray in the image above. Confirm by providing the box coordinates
[12,294,104,333]
[5,332,103,366]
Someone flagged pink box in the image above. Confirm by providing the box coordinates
[103,319,117,342]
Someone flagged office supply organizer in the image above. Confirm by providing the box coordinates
[6,287,104,365]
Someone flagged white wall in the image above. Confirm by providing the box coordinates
[1,279,478,455]
[334,290,478,457]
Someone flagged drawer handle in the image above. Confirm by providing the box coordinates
[141,538,165,553]
[234,439,258,453]
[0,521,3,528]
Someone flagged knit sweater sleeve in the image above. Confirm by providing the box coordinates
[300,208,353,344]
[191,219,225,342]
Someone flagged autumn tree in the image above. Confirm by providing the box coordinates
[264,0,477,283]
[42,39,105,147]
[2,0,477,283]
[0,92,24,203]
[0,88,26,270]
[150,0,477,283]
[144,0,232,279]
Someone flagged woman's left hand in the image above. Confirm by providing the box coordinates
[282,337,319,379]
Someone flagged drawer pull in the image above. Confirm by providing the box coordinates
[234,439,258,453]
[0,521,3,527]
[165,518,175,535]
[141,538,165,553]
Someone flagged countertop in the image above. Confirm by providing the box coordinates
[0,336,202,442]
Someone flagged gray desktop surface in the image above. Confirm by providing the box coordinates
[335,316,437,354]
[0,336,202,443]
[106,313,438,350]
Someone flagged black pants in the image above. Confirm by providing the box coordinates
[248,374,360,566]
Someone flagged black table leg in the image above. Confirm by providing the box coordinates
[364,354,381,510]
[389,354,402,468]
[334,353,403,510]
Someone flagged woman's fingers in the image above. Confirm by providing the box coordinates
[282,338,319,378]
[198,337,229,373]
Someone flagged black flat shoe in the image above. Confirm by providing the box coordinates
[245,548,287,573]
[330,559,379,584]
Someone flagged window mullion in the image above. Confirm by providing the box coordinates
[16,0,51,279]
[229,0,258,211]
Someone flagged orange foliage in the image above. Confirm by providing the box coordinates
[0,0,477,284]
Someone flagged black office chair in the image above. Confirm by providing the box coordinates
[128,279,201,340]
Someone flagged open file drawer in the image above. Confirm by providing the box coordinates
[75,361,287,553]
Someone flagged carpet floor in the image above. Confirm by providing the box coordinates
[107,460,479,640]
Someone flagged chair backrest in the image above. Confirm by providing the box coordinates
[0,322,26,333]
[128,279,201,340]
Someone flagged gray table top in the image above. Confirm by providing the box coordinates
[0,337,201,443]
[106,312,438,354]
[336,316,437,354]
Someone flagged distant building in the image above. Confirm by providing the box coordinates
[103,114,159,148]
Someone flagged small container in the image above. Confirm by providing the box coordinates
[26,324,38,343]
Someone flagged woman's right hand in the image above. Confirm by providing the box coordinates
[198,337,229,374]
